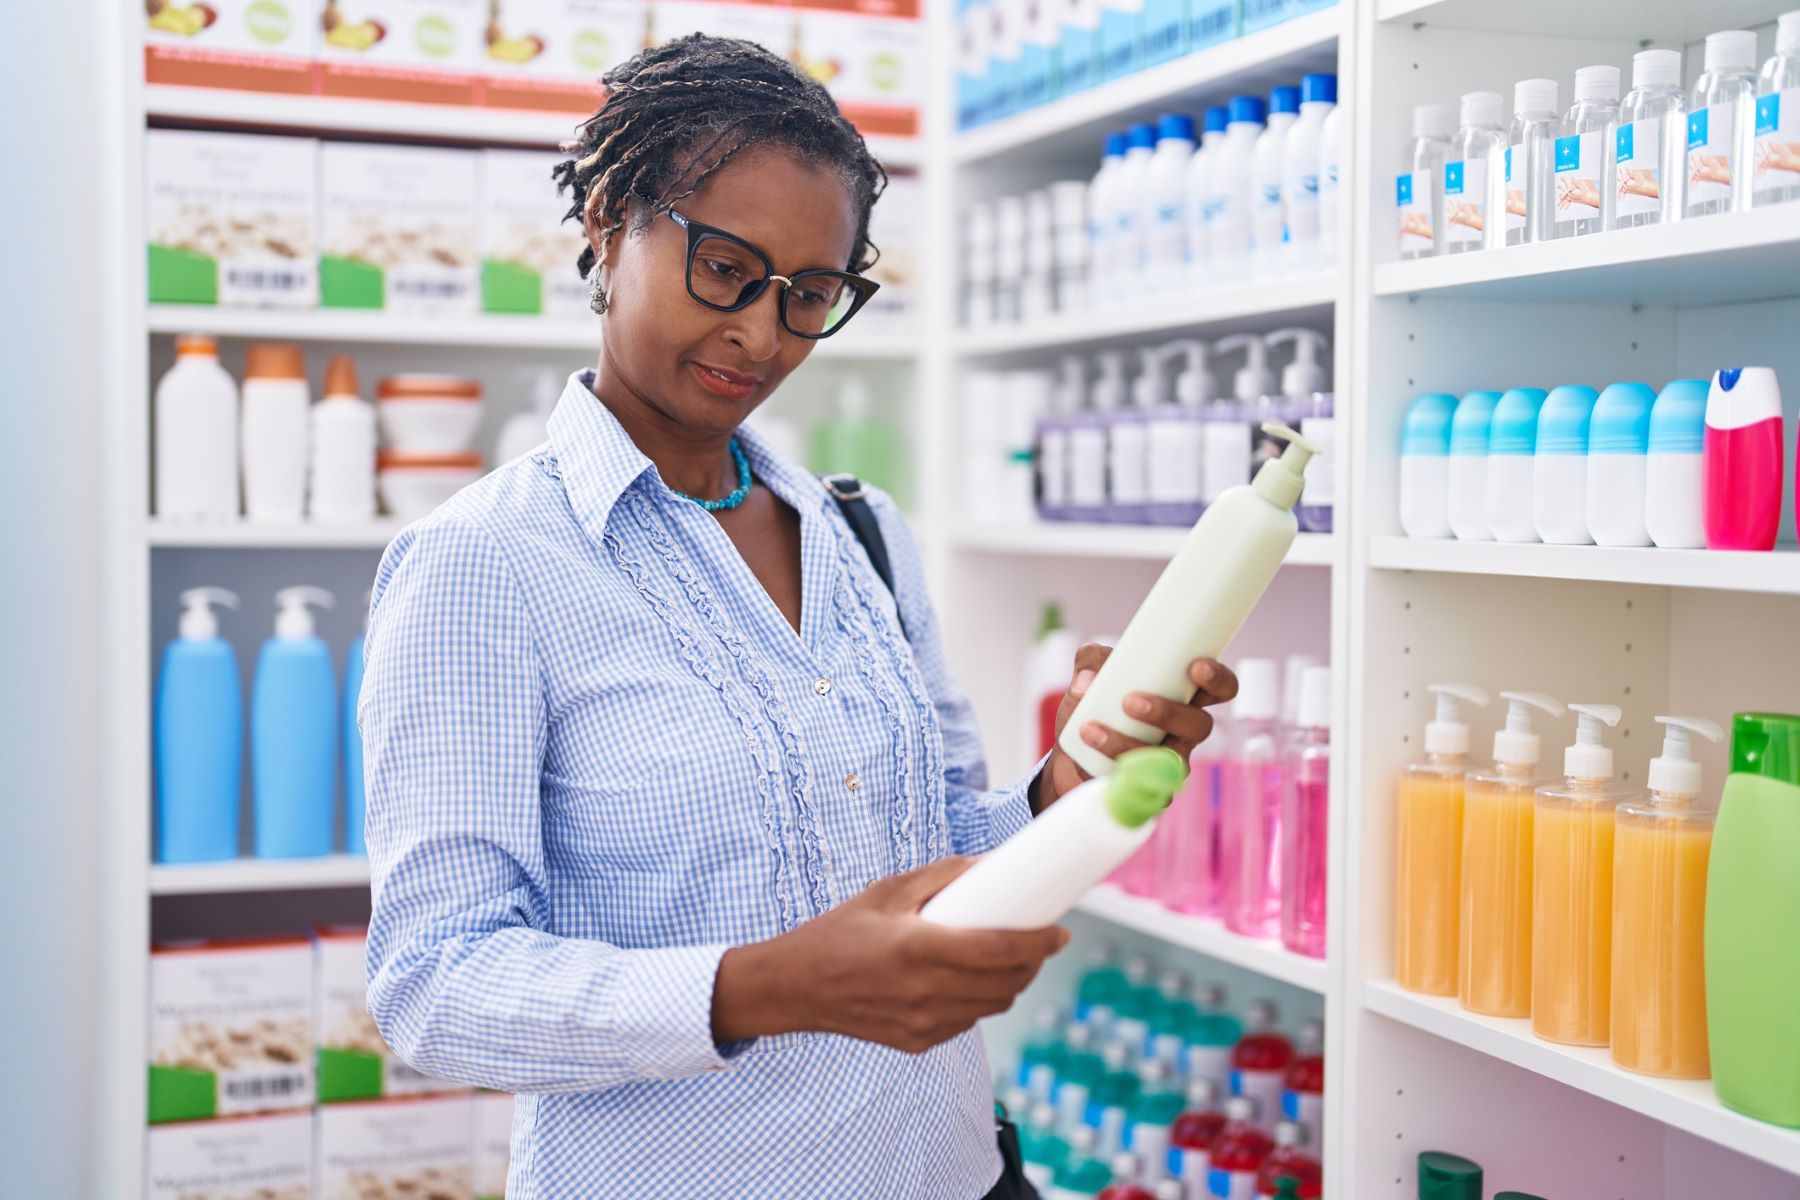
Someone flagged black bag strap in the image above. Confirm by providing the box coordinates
[822,474,908,642]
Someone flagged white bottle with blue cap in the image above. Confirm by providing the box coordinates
[1089,132,1128,306]
[1114,123,1159,297]
[1486,387,1549,542]
[1209,95,1266,283]
[1252,85,1301,279]
[1400,392,1457,539]
[1283,73,1336,276]
[1533,385,1600,545]
[1184,106,1229,287]
[1645,379,1709,549]
[1144,113,1197,296]
[1448,391,1501,542]
[1586,382,1657,547]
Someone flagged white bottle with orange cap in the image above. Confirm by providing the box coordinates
[241,342,311,523]
[309,354,376,522]
[154,333,239,521]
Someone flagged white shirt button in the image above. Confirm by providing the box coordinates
[845,772,861,793]
[813,677,832,696]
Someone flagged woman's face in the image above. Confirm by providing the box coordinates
[591,144,861,436]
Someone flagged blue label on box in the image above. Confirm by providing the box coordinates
[1188,0,1235,47]
[1688,108,1708,150]
[1395,172,1413,206]
[1444,160,1465,196]
[1143,0,1183,63]
[1758,92,1781,137]
[1554,133,1581,173]
[1241,0,1287,32]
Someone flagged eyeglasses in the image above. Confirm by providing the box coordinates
[669,210,879,340]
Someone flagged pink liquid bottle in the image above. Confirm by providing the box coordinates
[1220,658,1285,938]
[1280,667,1331,959]
[1207,1096,1274,1200]
[1229,1000,1293,1135]
[1158,723,1228,916]
[1703,367,1784,551]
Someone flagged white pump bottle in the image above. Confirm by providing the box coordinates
[1145,340,1212,527]
[1212,333,1276,497]
[1266,329,1333,532]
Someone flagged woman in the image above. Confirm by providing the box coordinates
[361,35,1236,1199]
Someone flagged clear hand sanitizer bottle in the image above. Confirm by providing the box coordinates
[1505,79,1560,245]
[1755,11,1800,208]
[1687,30,1759,217]
[1444,91,1505,254]
[1399,104,1453,258]
[1555,65,1620,239]
[1616,49,1687,228]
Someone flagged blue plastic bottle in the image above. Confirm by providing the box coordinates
[1646,379,1709,549]
[155,587,243,863]
[1399,392,1457,538]
[1487,387,1550,543]
[1586,381,1657,547]
[344,622,367,856]
[1533,384,1601,545]
[1448,391,1502,541]
[252,586,337,859]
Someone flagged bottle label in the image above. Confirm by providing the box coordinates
[1253,180,1286,249]
[1443,158,1487,245]
[1755,89,1800,194]
[1687,103,1736,204]
[1288,171,1320,245]
[1503,142,1527,234]
[1299,415,1334,505]
[1068,427,1107,507]
[1201,422,1248,503]
[1615,118,1663,216]
[1038,428,1070,506]
[1207,1167,1258,1199]
[1147,419,1204,503]
[1553,131,1602,223]
[1150,201,1187,262]
[1110,422,1149,504]
[1396,170,1433,251]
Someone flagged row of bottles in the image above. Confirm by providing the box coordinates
[1006,952,1323,1198]
[1397,16,1800,256]
[989,330,1332,531]
[155,586,366,863]
[1399,367,1790,550]
[1393,685,1800,1126]
[963,73,1342,326]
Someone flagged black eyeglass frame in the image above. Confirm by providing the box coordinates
[667,209,880,340]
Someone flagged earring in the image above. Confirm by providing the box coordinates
[589,271,609,315]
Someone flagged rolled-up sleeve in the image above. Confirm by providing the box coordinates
[871,497,1037,855]
[360,516,743,1094]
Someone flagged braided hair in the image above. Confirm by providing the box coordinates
[554,34,887,281]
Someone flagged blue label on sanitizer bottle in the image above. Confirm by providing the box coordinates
[1395,173,1413,206]
[1554,134,1580,173]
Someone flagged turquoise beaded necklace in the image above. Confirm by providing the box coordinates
[670,438,753,512]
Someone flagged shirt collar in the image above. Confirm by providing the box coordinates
[546,370,836,545]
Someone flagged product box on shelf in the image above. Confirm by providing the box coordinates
[864,172,920,330]
[316,926,465,1100]
[1097,0,1143,82]
[145,1110,314,1200]
[1011,0,1058,111]
[1243,0,1331,34]
[1185,0,1236,52]
[319,142,480,315]
[479,148,590,318]
[1054,0,1100,96]
[149,936,315,1124]
[795,4,925,139]
[318,0,487,106]
[649,1,795,58]
[145,130,320,309]
[480,0,647,113]
[315,1094,476,1199]
[986,0,1024,118]
[145,0,317,93]
[956,0,995,127]
[473,1090,516,1200]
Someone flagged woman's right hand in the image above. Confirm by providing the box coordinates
[712,857,1069,1054]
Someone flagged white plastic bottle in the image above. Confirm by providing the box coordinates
[1252,85,1301,280]
[922,747,1188,926]
[1210,95,1266,283]
[1050,180,1090,313]
[1318,103,1344,266]
[1532,384,1600,545]
[1070,351,1126,522]
[1616,49,1687,228]
[1110,349,1160,525]
[1058,426,1317,777]
[1644,379,1709,549]
[1556,65,1620,239]
[1486,387,1549,543]
[1204,335,1262,505]
[1264,327,1329,475]
[1399,104,1453,258]
[1115,123,1159,298]
[1038,356,1086,521]
[1444,91,1506,254]
[241,342,310,523]
[308,353,376,522]
[1399,393,1456,539]
[154,333,240,522]
[1145,339,1211,528]
[1215,333,1279,486]
[1448,390,1501,542]
[495,369,561,466]
[1022,189,1057,321]
[1756,12,1800,208]
[1586,382,1656,548]
[995,194,1027,322]
[1022,602,1080,762]
[1145,113,1197,297]
[1282,73,1336,276]
[1687,30,1759,217]
[1506,78,1560,245]
[1089,135,1126,306]
[1185,107,1229,289]
[965,201,998,326]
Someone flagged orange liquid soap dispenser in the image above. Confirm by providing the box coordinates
[1397,683,1490,996]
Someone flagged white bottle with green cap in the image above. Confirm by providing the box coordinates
[921,747,1188,929]
[1057,424,1318,779]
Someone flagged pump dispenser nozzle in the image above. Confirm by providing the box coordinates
[1093,351,1129,413]
[1250,423,1318,509]
[1265,328,1330,399]
[1649,715,1724,797]
[1054,355,1088,416]
[1494,691,1565,766]
[1425,683,1490,755]
[1564,703,1623,779]
[273,586,335,640]
[1164,338,1214,408]
[179,586,239,641]
[1214,333,1275,403]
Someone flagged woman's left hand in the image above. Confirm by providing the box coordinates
[1030,645,1238,812]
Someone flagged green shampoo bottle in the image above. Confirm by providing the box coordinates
[1705,712,1800,1126]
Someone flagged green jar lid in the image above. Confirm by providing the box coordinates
[1418,1151,1483,1200]
[1730,712,1800,787]
[1495,1193,1550,1200]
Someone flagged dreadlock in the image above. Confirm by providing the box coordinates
[553,34,887,281]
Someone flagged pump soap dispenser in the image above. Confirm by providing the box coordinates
[1146,340,1212,528]
[1612,716,1723,1079]
[252,586,338,859]
[1533,702,1637,1046]
[1058,426,1318,778]
[1213,334,1277,496]
[156,587,243,864]
[1200,337,1257,505]
[1460,690,1564,1017]
[1072,352,1128,522]
[1396,684,1489,997]
[1267,328,1334,533]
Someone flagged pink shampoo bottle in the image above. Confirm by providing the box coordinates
[1221,659,1285,938]
[1280,668,1331,959]
[1704,367,1784,551]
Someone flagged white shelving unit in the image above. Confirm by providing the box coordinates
[950,523,1335,563]
[1079,886,1330,994]
[147,519,409,550]
[149,855,372,896]
[1370,537,1800,596]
